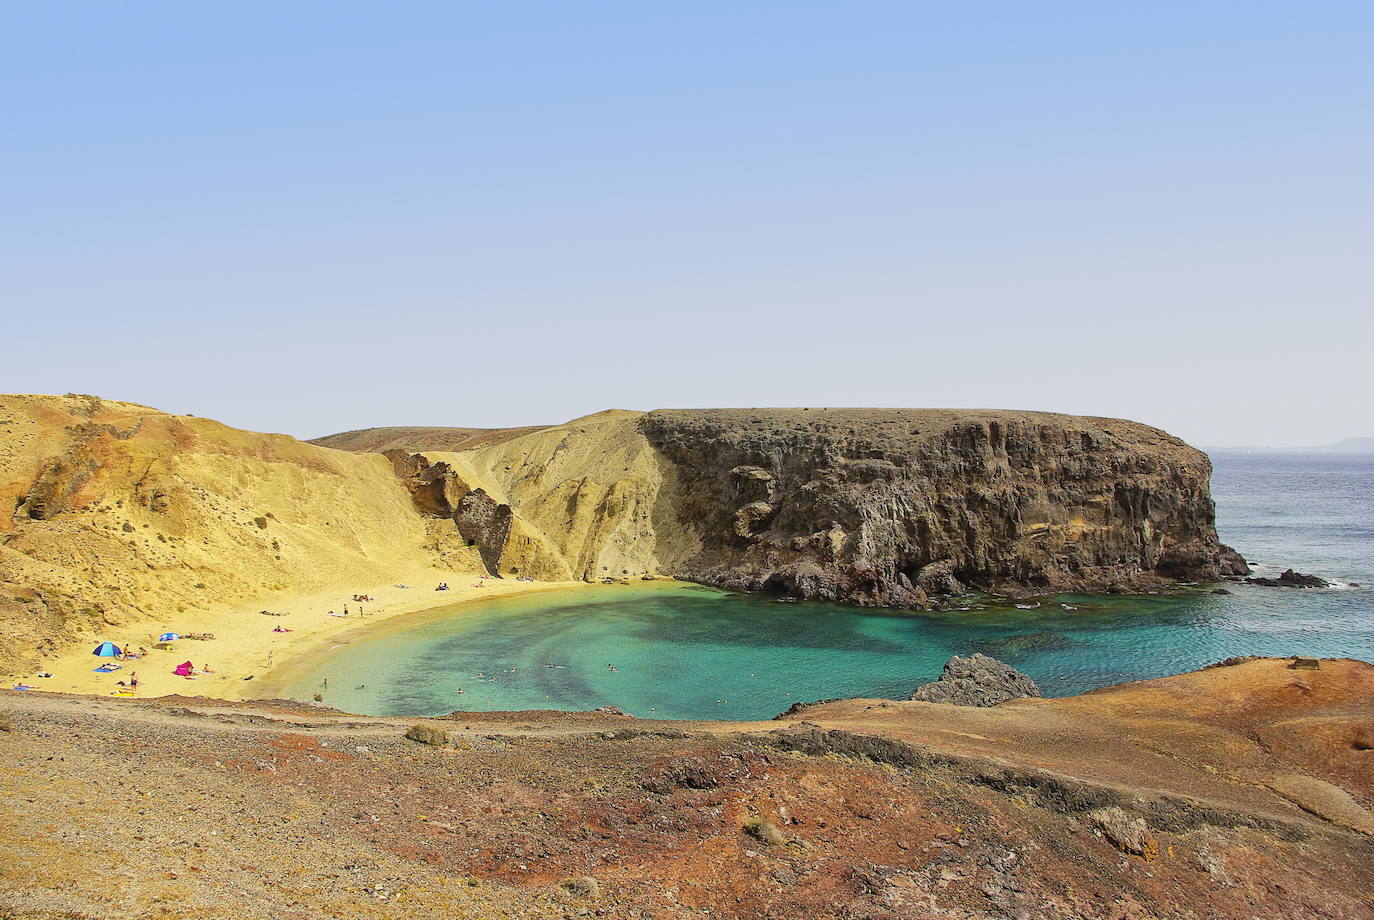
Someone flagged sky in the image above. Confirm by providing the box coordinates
[3,2,1371,447]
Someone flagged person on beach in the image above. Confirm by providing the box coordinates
[130,672,138,689]
[202,664,213,673]
[138,647,148,658]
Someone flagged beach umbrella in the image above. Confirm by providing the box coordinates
[91,641,121,657]
[158,632,180,642]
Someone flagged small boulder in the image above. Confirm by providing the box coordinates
[404,724,449,746]
[1290,657,1321,670]
[742,815,787,846]
[910,653,1042,707]
[561,876,600,898]
[914,559,965,597]
[1088,806,1155,857]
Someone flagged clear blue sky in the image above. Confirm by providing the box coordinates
[3,2,1370,446]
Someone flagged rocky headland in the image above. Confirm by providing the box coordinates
[328,406,1252,608]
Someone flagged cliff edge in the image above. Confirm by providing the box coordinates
[436,407,1247,605]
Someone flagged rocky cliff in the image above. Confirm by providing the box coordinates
[409,407,1245,605]
[2,396,1246,666]
[634,408,1248,606]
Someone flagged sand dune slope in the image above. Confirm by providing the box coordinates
[0,394,488,670]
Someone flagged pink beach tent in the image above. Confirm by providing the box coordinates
[174,661,194,677]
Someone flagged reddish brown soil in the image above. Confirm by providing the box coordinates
[1,658,1370,919]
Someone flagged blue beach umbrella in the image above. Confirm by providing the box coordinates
[92,641,121,657]
[158,633,180,642]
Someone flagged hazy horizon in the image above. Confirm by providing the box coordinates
[5,3,1371,447]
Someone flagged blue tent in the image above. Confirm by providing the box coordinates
[158,633,180,642]
[92,641,121,657]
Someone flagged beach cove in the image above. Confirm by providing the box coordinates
[11,570,587,701]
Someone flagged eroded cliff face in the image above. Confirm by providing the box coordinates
[379,406,1245,607]
[638,408,1247,605]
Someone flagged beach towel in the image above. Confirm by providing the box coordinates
[93,664,122,673]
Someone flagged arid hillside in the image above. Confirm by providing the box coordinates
[309,424,549,453]
[0,394,489,670]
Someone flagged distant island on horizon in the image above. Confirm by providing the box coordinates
[1206,436,1374,454]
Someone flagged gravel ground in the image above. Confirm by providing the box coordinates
[1,691,1371,919]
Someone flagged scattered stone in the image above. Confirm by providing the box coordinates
[593,705,630,716]
[910,654,1042,707]
[770,866,797,886]
[1204,656,1262,669]
[1290,657,1321,670]
[1210,588,1231,595]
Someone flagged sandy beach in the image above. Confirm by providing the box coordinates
[7,570,586,702]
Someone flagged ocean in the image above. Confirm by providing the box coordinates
[279,451,1374,720]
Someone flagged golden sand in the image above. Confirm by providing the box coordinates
[15,572,585,700]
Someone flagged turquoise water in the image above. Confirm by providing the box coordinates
[280,452,1374,720]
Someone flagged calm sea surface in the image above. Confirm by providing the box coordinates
[280,452,1374,719]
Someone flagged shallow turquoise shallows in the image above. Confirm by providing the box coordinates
[279,452,1374,720]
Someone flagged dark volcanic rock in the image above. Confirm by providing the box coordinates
[639,408,1242,608]
[383,450,467,516]
[455,488,513,577]
[1216,545,1251,576]
[910,653,1043,707]
[1246,569,1330,589]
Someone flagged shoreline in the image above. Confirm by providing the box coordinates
[250,579,607,700]
[8,571,590,703]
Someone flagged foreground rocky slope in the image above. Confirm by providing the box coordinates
[2,657,1370,919]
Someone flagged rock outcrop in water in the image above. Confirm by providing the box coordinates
[1247,569,1331,588]
[909,653,1043,706]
